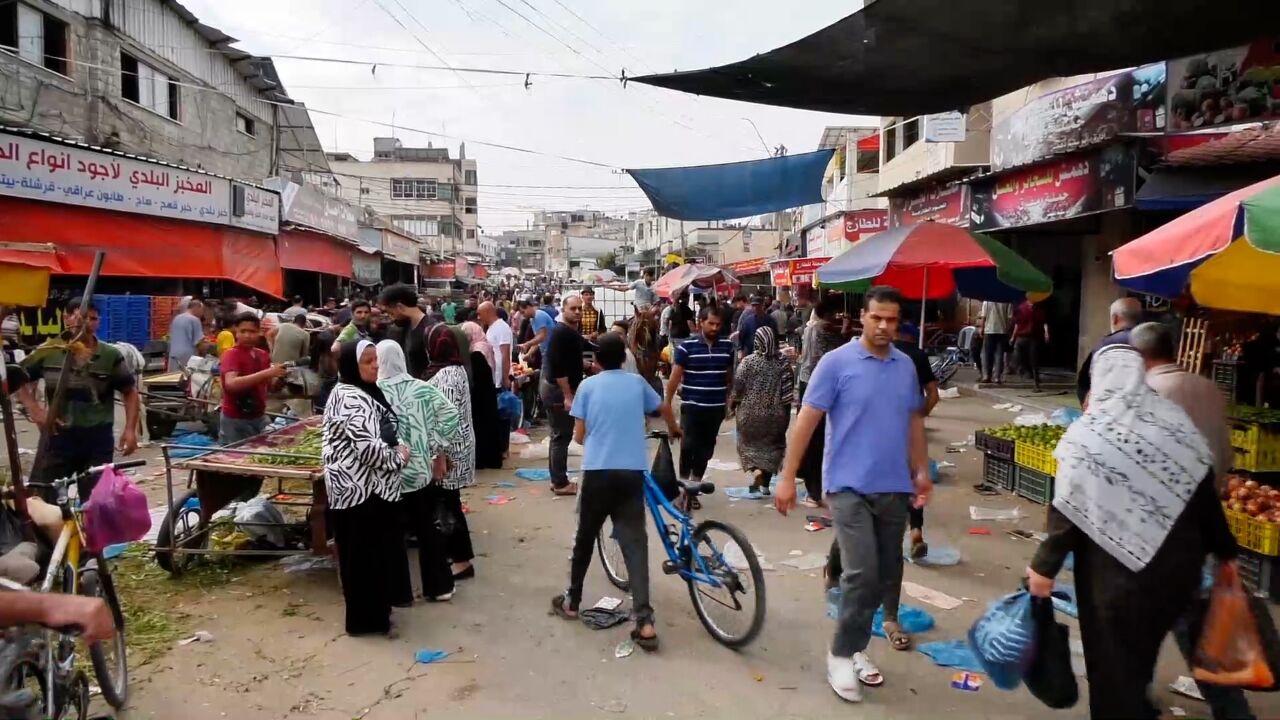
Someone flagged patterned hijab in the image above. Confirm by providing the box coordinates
[753,325,779,358]
[1052,345,1212,572]
[738,326,793,406]
[460,321,495,370]
[423,323,464,380]
[337,339,389,408]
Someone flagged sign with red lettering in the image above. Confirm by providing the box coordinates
[725,257,769,276]
[770,259,791,287]
[888,184,970,228]
[844,209,888,241]
[968,145,1136,231]
[789,257,829,287]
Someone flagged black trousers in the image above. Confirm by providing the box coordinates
[679,405,725,479]
[331,495,406,635]
[401,487,455,599]
[568,470,653,626]
[426,485,475,563]
[795,382,824,502]
[1013,336,1041,386]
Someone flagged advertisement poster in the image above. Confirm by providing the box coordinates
[888,184,970,228]
[803,225,826,258]
[969,145,1136,231]
[1167,37,1280,132]
[789,257,829,287]
[992,63,1166,172]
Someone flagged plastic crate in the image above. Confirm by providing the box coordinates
[1238,549,1279,600]
[975,431,1014,461]
[1015,442,1058,477]
[1015,466,1054,505]
[1224,505,1280,556]
[1230,420,1280,472]
[1214,360,1242,405]
[982,453,1016,491]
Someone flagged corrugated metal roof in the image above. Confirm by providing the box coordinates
[1164,125,1280,167]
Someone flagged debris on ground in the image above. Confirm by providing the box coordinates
[493,481,517,488]
[706,459,740,471]
[581,608,629,630]
[968,527,992,535]
[780,553,826,571]
[950,671,984,692]
[1169,676,1204,701]
[902,581,963,610]
[415,649,450,664]
[592,596,624,611]
[177,630,214,646]
[917,640,984,673]
[969,506,1023,521]
[278,554,336,573]
[614,639,635,658]
[725,487,765,500]
[803,522,826,532]
[485,495,516,505]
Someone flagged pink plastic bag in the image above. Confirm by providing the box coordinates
[82,466,152,553]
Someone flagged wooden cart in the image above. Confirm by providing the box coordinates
[154,417,328,575]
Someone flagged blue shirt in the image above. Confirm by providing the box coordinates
[530,309,556,354]
[674,335,734,408]
[542,304,559,320]
[804,340,922,495]
[572,370,661,471]
[736,311,778,355]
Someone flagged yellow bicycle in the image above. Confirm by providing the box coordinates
[24,459,142,715]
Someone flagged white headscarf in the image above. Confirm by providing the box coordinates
[1052,345,1212,572]
[375,339,408,380]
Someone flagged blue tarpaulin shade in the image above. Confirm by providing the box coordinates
[626,149,834,221]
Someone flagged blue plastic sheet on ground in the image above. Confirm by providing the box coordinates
[494,481,517,488]
[902,534,962,566]
[918,640,985,673]
[102,543,129,559]
[514,468,550,482]
[825,589,936,637]
[414,649,450,664]
[1051,584,1078,619]
[725,487,764,500]
[168,432,218,458]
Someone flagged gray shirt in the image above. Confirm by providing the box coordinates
[631,279,657,307]
[980,301,1013,335]
[271,322,310,365]
[168,313,203,367]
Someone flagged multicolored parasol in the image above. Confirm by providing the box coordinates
[1113,174,1280,314]
[652,263,740,300]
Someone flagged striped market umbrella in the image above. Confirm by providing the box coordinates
[1113,174,1280,314]
[816,223,1052,301]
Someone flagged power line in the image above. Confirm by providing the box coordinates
[546,0,658,74]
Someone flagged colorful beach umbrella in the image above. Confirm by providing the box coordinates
[815,223,1053,302]
[1113,174,1280,314]
[652,263,740,300]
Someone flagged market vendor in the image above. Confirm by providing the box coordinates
[16,297,140,499]
[220,313,286,446]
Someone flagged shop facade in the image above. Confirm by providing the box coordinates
[266,178,362,304]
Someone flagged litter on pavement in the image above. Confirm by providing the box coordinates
[902,535,962,566]
[592,596,624,611]
[1168,676,1204,701]
[951,672,984,692]
[485,495,516,505]
[278,555,336,573]
[725,486,765,500]
[706,459,740,471]
[614,639,635,658]
[968,527,992,535]
[803,522,826,532]
[902,581,963,610]
[178,630,214,646]
[493,481,517,488]
[581,608,629,630]
[780,553,826,571]
[513,468,550,482]
[917,640,985,673]
[415,649,450,664]
[969,506,1023,521]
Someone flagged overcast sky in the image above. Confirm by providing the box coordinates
[182,0,873,231]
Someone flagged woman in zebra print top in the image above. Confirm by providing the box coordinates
[323,340,411,636]
[422,324,480,580]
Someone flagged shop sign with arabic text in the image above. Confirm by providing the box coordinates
[968,145,1136,231]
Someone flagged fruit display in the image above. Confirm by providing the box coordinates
[249,427,322,467]
[1229,406,1280,425]
[1222,475,1280,523]
[984,423,1065,450]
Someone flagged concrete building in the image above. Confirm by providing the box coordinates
[498,228,545,273]
[324,138,478,256]
[0,0,328,180]
[535,210,631,279]
[796,125,887,260]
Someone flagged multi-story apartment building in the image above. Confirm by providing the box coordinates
[499,229,545,273]
[325,138,478,256]
[535,209,631,279]
[0,0,327,179]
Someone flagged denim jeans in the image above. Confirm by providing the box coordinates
[827,490,910,657]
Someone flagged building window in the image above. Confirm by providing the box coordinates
[391,178,437,200]
[464,197,476,214]
[120,52,179,121]
[884,122,898,163]
[903,117,920,150]
[464,169,477,185]
[359,186,370,195]
[392,215,440,236]
[1,3,69,76]
[438,182,453,201]
[466,229,476,240]
[235,112,256,137]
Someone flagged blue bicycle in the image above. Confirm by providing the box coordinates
[596,433,767,648]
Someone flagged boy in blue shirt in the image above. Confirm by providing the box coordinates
[551,333,679,651]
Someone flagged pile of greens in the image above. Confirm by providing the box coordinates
[248,427,322,467]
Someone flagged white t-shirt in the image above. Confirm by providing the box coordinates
[486,320,514,389]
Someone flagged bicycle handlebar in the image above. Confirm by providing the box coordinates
[25,459,146,489]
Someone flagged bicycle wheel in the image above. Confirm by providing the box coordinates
[155,488,208,575]
[80,566,127,708]
[685,520,766,648]
[596,520,630,592]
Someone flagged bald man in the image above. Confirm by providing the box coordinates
[1077,296,1143,404]
[479,302,513,392]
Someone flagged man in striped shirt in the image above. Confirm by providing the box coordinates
[665,306,734,490]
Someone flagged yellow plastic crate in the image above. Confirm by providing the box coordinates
[1014,442,1057,477]
[1224,505,1280,556]
[1230,421,1280,472]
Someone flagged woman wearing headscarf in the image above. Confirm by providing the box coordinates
[423,324,480,580]
[323,340,412,636]
[1028,345,1238,719]
[375,340,463,602]
[730,326,794,495]
[796,297,846,508]
[461,321,504,470]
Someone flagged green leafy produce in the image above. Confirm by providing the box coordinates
[249,427,322,467]
[983,423,1065,450]
[1228,406,1280,425]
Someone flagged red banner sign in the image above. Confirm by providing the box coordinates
[787,257,830,288]
[844,209,888,241]
[724,257,770,276]
[888,184,970,228]
[968,144,1136,231]
[424,261,455,280]
[770,260,791,287]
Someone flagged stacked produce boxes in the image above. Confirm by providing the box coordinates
[150,296,183,340]
[976,424,1065,504]
[92,295,151,347]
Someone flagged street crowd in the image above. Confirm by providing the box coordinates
[1,275,1258,719]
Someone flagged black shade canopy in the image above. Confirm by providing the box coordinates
[633,1,1280,117]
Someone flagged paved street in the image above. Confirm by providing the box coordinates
[16,394,1256,719]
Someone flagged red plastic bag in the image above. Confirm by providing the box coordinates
[82,466,152,553]
[1193,562,1277,689]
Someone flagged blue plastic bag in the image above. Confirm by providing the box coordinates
[514,468,551,482]
[917,639,985,673]
[497,390,521,420]
[1049,407,1082,427]
[824,588,936,637]
[968,590,1035,690]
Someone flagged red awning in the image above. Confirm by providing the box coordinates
[277,228,354,278]
[0,243,62,271]
[856,134,880,152]
[0,196,283,297]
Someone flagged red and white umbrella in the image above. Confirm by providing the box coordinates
[652,263,740,300]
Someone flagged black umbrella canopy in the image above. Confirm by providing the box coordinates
[633,0,1280,117]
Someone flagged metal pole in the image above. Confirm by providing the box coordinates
[919,266,928,350]
[0,308,30,530]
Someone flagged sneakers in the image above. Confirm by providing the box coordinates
[827,652,862,703]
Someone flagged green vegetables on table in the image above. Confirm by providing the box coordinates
[247,427,322,467]
[982,423,1065,450]
[1228,405,1280,425]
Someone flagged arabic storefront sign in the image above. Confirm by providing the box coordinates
[266,178,360,243]
[454,257,471,280]
[770,259,791,286]
[352,252,381,286]
[1168,37,1280,132]
[789,257,829,287]
[924,111,967,143]
[844,209,889,241]
[888,184,970,228]
[724,257,769,276]
[992,63,1166,172]
[0,135,235,226]
[229,181,279,234]
[968,144,1136,232]
[803,225,827,258]
[424,260,455,280]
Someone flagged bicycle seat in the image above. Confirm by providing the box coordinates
[680,479,715,497]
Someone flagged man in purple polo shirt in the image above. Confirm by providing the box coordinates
[775,285,931,703]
